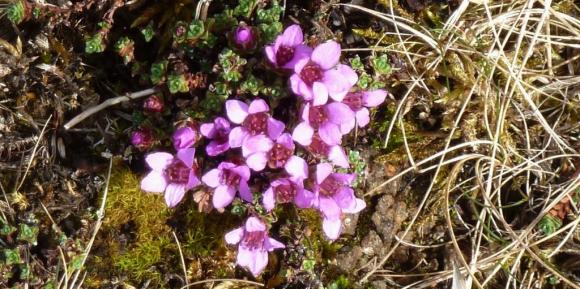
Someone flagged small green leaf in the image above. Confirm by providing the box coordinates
[141,23,155,42]
[7,1,26,24]
[350,55,364,71]
[3,248,21,265]
[17,223,39,245]
[371,54,392,75]
[187,20,205,40]
[85,34,105,54]
[538,215,562,235]
[150,61,168,85]
[167,74,189,94]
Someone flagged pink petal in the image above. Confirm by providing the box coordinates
[276,133,294,150]
[333,173,356,184]
[337,64,358,87]
[187,172,201,189]
[248,99,269,114]
[356,108,370,127]
[140,171,167,193]
[284,156,308,179]
[328,146,349,168]
[322,218,342,240]
[228,126,249,148]
[340,118,356,135]
[342,198,366,214]
[265,45,276,65]
[231,165,251,181]
[236,247,251,268]
[176,147,196,168]
[145,152,173,171]
[282,44,313,70]
[363,89,387,107]
[281,24,303,46]
[238,180,253,202]
[333,187,356,209]
[293,58,310,74]
[322,69,352,102]
[326,102,355,126]
[213,185,236,209]
[267,118,285,140]
[319,122,342,146]
[201,169,221,188]
[242,135,273,157]
[295,188,314,208]
[262,187,276,211]
[164,183,186,208]
[316,163,333,184]
[312,82,329,106]
[200,123,215,138]
[246,152,268,171]
[301,102,311,122]
[225,227,244,245]
[248,250,268,277]
[206,140,229,156]
[290,74,302,95]
[292,122,314,146]
[265,237,285,251]
[225,100,249,124]
[311,41,341,70]
[245,216,266,232]
[318,196,341,220]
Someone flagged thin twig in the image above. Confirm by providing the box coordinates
[173,231,189,287]
[63,88,158,130]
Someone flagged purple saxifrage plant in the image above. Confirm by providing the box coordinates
[201,162,252,209]
[242,133,308,178]
[265,24,312,70]
[289,41,358,106]
[225,216,284,276]
[140,148,201,207]
[262,177,314,211]
[200,117,232,156]
[342,89,388,128]
[226,99,285,148]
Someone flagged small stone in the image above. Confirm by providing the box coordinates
[341,213,359,236]
[361,230,383,257]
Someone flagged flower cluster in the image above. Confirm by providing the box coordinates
[140,24,387,277]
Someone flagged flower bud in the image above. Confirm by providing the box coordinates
[172,125,199,150]
[143,95,164,113]
[231,24,258,52]
[131,127,154,151]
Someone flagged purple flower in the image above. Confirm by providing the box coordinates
[225,216,285,276]
[172,126,198,150]
[342,89,387,128]
[312,163,366,240]
[242,133,308,178]
[200,117,231,156]
[289,41,358,105]
[262,177,314,211]
[131,127,154,151]
[232,24,258,51]
[298,132,349,168]
[201,162,252,209]
[226,99,285,148]
[265,24,312,70]
[292,102,355,147]
[140,148,201,207]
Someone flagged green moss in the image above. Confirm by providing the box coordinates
[88,164,174,287]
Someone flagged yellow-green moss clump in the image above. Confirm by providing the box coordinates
[87,162,175,287]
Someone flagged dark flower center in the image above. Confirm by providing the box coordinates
[275,182,297,204]
[308,134,329,156]
[299,62,323,86]
[276,45,295,66]
[241,231,266,250]
[342,92,363,111]
[166,159,193,184]
[220,168,241,186]
[242,112,269,135]
[214,126,229,144]
[319,175,341,197]
[308,106,327,129]
[267,143,293,168]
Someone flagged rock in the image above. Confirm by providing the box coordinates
[336,245,363,272]
[342,212,359,236]
[361,230,383,257]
